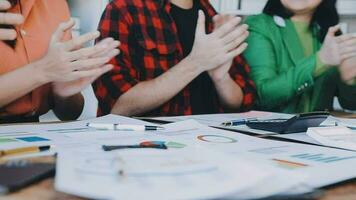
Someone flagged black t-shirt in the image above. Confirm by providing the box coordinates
[170,1,217,114]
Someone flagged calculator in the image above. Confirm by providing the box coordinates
[246,112,329,134]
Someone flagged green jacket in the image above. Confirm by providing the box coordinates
[244,14,356,113]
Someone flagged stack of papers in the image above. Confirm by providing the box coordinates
[3,114,356,199]
[307,126,356,151]
[56,150,300,200]
[53,119,356,199]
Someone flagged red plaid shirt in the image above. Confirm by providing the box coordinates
[93,0,256,117]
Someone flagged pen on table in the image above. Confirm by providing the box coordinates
[0,145,53,158]
[221,118,256,126]
[103,141,168,151]
[87,123,165,131]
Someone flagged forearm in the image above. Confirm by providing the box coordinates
[0,61,48,108]
[112,57,201,116]
[52,92,84,121]
[212,75,243,110]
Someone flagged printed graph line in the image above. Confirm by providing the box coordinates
[291,153,356,163]
[197,135,237,143]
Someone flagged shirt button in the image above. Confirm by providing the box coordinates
[304,83,308,87]
[20,29,27,36]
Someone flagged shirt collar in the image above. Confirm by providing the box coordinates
[161,0,204,8]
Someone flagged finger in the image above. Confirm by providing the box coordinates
[93,48,120,62]
[339,45,356,55]
[341,52,356,60]
[0,12,24,25]
[78,64,114,84]
[327,25,341,38]
[0,0,11,11]
[213,16,242,38]
[213,14,234,30]
[92,40,120,58]
[67,43,110,61]
[70,57,111,71]
[73,64,113,79]
[67,38,117,60]
[95,37,114,46]
[213,14,223,29]
[224,31,249,53]
[336,33,356,43]
[226,43,248,60]
[82,49,119,71]
[0,28,16,40]
[222,24,249,44]
[63,30,100,51]
[340,37,356,47]
[51,19,75,43]
[195,10,206,36]
[68,38,117,60]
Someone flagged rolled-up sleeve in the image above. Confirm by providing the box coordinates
[93,3,138,116]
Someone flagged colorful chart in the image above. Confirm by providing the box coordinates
[249,146,290,155]
[0,138,17,143]
[166,142,186,149]
[17,136,50,142]
[0,136,50,144]
[272,159,308,170]
[291,153,356,163]
[197,135,237,143]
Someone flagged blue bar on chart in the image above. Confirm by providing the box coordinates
[291,153,356,164]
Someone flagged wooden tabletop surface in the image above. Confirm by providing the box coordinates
[2,176,356,200]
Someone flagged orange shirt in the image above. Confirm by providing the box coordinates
[0,0,71,117]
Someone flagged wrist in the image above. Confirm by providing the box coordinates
[317,51,333,67]
[183,55,204,75]
[211,72,230,86]
[28,59,52,85]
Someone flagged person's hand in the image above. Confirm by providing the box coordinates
[0,0,24,40]
[208,14,249,83]
[187,11,248,77]
[338,33,356,60]
[34,19,120,97]
[339,56,356,83]
[319,25,356,66]
[52,37,120,98]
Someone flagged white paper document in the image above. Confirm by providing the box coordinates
[146,111,293,135]
[0,114,157,158]
[159,120,356,190]
[55,120,307,200]
[54,120,356,199]
[55,149,274,200]
[307,126,356,151]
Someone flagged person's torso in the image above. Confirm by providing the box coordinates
[0,0,71,118]
[122,0,221,116]
[247,14,338,113]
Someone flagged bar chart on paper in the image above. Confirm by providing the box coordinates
[291,153,356,164]
[0,132,52,149]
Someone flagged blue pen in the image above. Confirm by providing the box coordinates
[221,118,256,126]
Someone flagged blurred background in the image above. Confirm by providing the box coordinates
[40,0,356,121]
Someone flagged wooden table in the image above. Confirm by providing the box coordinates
[3,112,356,200]
[2,175,356,200]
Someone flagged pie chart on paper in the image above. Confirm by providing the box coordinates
[197,135,237,143]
